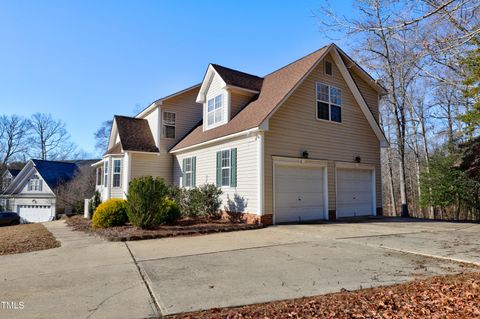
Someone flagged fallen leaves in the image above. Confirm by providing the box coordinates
[169,272,480,319]
[0,223,60,255]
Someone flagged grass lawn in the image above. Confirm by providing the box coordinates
[0,223,60,255]
[169,272,480,319]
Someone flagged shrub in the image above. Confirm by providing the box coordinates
[170,184,223,219]
[159,198,181,224]
[88,191,102,219]
[91,199,128,228]
[126,176,179,229]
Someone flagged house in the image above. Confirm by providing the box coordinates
[1,168,21,192]
[93,43,388,224]
[0,159,97,222]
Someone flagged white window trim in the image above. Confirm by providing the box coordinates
[162,111,176,139]
[183,157,193,188]
[112,159,122,188]
[28,174,42,192]
[205,93,227,130]
[104,161,109,187]
[220,149,231,188]
[315,82,342,124]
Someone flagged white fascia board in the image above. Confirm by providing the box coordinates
[330,47,389,148]
[171,127,260,154]
[196,65,227,103]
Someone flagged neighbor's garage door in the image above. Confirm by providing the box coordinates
[274,164,326,223]
[336,168,374,218]
[17,205,52,223]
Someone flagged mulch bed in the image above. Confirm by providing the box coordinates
[0,223,60,255]
[169,272,480,319]
[65,215,264,241]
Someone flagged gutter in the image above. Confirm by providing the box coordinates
[170,127,260,154]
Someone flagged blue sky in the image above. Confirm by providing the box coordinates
[0,1,354,156]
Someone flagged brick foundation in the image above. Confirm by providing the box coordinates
[376,207,383,216]
[221,211,273,225]
[328,210,336,221]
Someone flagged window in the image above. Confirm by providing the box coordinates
[216,148,237,187]
[316,82,342,123]
[207,94,224,126]
[104,161,109,187]
[28,174,42,191]
[182,157,196,187]
[112,159,121,188]
[96,167,103,186]
[220,150,230,187]
[162,111,176,138]
[325,61,333,75]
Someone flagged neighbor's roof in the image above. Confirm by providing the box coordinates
[211,64,264,92]
[7,169,21,178]
[107,116,159,154]
[170,45,329,152]
[31,159,79,189]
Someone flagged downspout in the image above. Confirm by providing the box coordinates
[257,131,264,216]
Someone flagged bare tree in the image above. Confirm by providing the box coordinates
[29,113,76,160]
[94,120,112,155]
[55,165,96,213]
[0,115,30,166]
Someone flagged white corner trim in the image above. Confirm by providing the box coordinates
[171,127,260,154]
[122,152,130,199]
[257,131,264,216]
[330,48,389,148]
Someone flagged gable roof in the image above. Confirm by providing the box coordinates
[31,159,78,189]
[106,116,159,154]
[171,44,389,152]
[171,45,330,152]
[211,64,264,92]
[7,169,21,178]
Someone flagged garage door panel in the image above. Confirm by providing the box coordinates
[336,168,373,218]
[274,164,326,223]
[18,205,53,223]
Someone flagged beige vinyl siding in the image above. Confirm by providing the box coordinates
[174,135,259,214]
[144,108,160,147]
[130,152,172,184]
[264,52,382,215]
[350,71,379,122]
[159,88,202,152]
[230,91,255,118]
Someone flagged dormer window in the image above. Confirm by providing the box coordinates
[28,174,42,191]
[207,94,224,127]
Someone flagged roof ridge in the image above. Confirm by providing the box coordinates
[263,44,331,78]
[114,115,145,121]
[211,64,263,79]
[32,159,77,165]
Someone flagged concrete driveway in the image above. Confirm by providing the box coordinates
[0,219,479,318]
[127,219,480,316]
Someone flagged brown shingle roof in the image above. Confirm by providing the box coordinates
[212,64,264,92]
[170,46,329,152]
[114,116,159,153]
[105,142,123,155]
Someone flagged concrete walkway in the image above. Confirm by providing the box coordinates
[0,221,157,319]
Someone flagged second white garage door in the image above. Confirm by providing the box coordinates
[274,164,326,223]
[336,168,374,218]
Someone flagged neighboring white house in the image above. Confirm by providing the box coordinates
[1,159,89,222]
[94,43,388,224]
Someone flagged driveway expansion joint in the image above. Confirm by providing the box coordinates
[125,242,162,318]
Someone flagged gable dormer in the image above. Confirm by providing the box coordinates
[196,64,263,131]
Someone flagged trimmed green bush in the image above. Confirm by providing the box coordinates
[170,183,222,219]
[159,197,181,224]
[126,176,180,229]
[89,191,101,219]
[91,199,128,228]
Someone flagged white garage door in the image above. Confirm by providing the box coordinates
[274,164,326,223]
[336,168,374,218]
[17,205,53,223]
